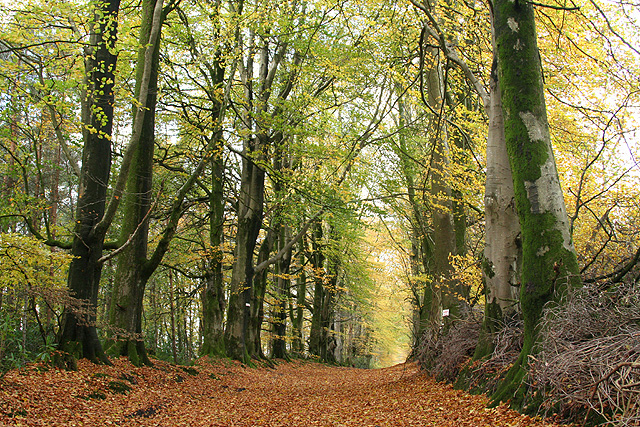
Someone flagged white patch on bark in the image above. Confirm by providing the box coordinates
[507,17,519,32]
[520,111,544,142]
[514,39,523,51]
[520,111,575,254]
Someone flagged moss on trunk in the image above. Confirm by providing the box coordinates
[490,0,581,407]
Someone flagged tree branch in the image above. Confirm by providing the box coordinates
[254,209,324,274]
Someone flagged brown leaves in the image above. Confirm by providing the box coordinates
[0,359,560,426]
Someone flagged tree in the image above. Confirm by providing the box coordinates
[55,0,122,368]
[490,0,581,406]
[477,35,521,359]
[106,0,172,367]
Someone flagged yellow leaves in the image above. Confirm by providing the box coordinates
[0,233,72,293]
[449,253,483,305]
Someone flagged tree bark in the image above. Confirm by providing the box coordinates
[476,56,522,359]
[308,221,326,358]
[224,27,294,361]
[290,240,307,354]
[199,21,228,359]
[107,0,164,367]
[55,0,121,369]
[272,225,292,359]
[250,225,277,358]
[425,41,459,325]
[200,142,226,357]
[491,0,580,406]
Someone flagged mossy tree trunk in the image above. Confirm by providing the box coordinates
[308,224,340,363]
[308,221,326,357]
[250,225,277,358]
[320,254,339,363]
[199,5,228,358]
[491,0,580,406]
[270,135,293,359]
[272,224,292,359]
[55,0,121,369]
[200,142,226,357]
[106,0,165,367]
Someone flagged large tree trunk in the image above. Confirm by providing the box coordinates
[107,0,164,367]
[224,27,283,361]
[290,240,307,354]
[224,129,267,360]
[269,136,293,359]
[425,42,459,325]
[272,225,292,359]
[394,95,432,351]
[309,223,340,363]
[194,0,228,360]
[55,0,121,369]
[308,221,325,357]
[476,56,522,359]
[250,225,277,358]
[491,0,580,406]
[320,256,338,363]
[201,143,226,357]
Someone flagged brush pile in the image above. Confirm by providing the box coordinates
[531,281,640,425]
[417,315,481,382]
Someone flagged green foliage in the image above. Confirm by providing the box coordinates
[0,233,72,375]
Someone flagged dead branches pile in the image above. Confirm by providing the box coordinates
[468,316,523,394]
[417,315,481,382]
[531,282,640,425]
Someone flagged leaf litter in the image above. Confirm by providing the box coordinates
[0,358,561,426]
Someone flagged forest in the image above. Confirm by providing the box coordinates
[0,0,638,424]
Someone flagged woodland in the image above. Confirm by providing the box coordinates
[0,0,638,424]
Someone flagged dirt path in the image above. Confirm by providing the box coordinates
[0,358,559,426]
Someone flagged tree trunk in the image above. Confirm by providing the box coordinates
[106,0,163,367]
[224,30,272,362]
[394,94,433,350]
[308,221,325,357]
[196,0,228,360]
[320,258,338,363]
[476,55,522,359]
[250,225,277,358]
[290,241,306,354]
[425,48,459,324]
[200,145,226,357]
[272,225,292,359]
[169,269,178,364]
[55,0,121,369]
[491,0,580,406]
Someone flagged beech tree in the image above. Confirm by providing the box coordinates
[490,0,581,405]
[106,0,175,367]
[55,0,122,368]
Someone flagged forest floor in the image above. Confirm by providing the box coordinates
[0,357,561,427]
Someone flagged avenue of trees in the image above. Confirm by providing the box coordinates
[1,0,638,423]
